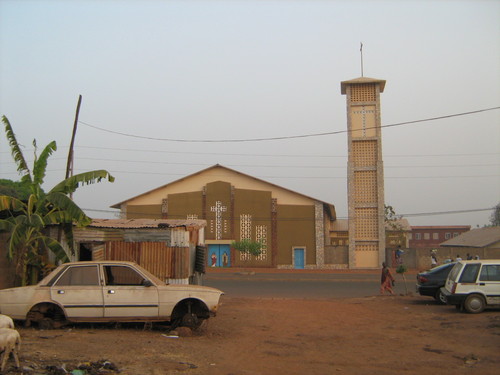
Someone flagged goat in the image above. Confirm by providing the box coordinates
[0,315,14,329]
[0,328,21,372]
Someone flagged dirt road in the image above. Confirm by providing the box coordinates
[4,295,500,375]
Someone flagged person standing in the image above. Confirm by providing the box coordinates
[395,245,404,265]
[431,252,438,268]
[380,262,395,295]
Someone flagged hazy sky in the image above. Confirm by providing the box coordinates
[1,0,499,228]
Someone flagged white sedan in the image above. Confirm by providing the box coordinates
[0,261,223,329]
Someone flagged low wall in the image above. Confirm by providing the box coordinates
[324,245,348,265]
[395,246,500,272]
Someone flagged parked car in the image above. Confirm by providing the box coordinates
[0,261,224,329]
[416,262,455,304]
[441,260,500,313]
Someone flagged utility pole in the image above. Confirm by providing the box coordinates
[66,95,82,199]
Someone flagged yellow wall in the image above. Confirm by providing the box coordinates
[276,205,315,265]
[119,166,315,207]
[126,205,161,219]
[168,191,203,219]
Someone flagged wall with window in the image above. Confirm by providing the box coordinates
[409,226,470,248]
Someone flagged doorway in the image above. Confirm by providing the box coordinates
[293,248,305,269]
[208,244,231,267]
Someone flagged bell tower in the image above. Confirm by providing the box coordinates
[341,77,386,268]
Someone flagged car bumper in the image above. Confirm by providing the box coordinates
[440,288,467,305]
[416,284,439,297]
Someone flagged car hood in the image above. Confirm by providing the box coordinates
[158,284,223,295]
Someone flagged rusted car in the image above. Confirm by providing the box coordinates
[0,261,223,329]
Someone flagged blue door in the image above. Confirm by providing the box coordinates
[294,248,305,269]
[208,244,231,267]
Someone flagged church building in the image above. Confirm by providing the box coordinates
[111,164,340,269]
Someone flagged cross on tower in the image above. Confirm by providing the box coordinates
[353,106,375,136]
[210,200,227,240]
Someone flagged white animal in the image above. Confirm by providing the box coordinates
[0,315,14,329]
[0,328,21,372]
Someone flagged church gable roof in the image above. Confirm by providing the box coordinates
[111,164,336,218]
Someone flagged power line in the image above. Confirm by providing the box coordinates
[2,146,498,160]
[19,156,496,169]
[83,206,494,220]
[1,167,497,180]
[78,106,500,143]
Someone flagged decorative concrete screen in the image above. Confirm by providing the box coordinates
[353,140,377,166]
[350,83,377,102]
[354,207,379,238]
[354,171,378,203]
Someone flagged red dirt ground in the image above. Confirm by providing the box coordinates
[3,295,500,375]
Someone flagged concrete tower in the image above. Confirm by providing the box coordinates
[341,77,386,268]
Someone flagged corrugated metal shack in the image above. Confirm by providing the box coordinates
[71,219,207,285]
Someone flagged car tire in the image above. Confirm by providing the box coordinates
[38,318,55,330]
[464,294,485,314]
[435,290,447,305]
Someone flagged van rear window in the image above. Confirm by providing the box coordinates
[459,264,481,283]
[448,263,463,282]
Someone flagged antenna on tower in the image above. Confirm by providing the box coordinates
[360,42,364,77]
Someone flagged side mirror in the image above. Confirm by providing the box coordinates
[142,279,153,287]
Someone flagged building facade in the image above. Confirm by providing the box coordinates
[111,165,339,269]
[409,226,471,248]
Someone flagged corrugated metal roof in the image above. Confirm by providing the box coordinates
[88,218,206,229]
[440,226,500,248]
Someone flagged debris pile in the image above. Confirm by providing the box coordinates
[10,360,120,375]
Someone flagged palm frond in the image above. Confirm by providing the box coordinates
[40,236,70,262]
[50,170,115,195]
[33,141,57,188]
[61,222,76,256]
[46,192,91,225]
[6,221,29,260]
[0,195,25,212]
[28,213,47,229]
[0,219,15,233]
[27,194,38,215]
[2,115,32,180]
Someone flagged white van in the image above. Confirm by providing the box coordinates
[441,260,500,313]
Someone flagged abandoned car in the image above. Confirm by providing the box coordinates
[0,261,223,329]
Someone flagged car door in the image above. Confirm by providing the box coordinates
[102,264,159,318]
[50,264,104,318]
[478,264,500,305]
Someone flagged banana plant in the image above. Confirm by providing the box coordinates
[0,115,114,285]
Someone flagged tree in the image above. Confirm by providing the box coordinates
[384,204,406,249]
[231,239,263,268]
[396,264,408,295]
[0,179,31,201]
[489,203,500,226]
[384,204,404,231]
[0,115,115,285]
